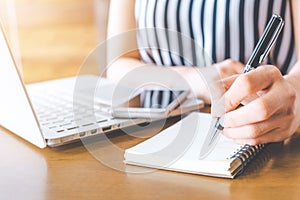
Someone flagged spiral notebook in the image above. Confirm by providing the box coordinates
[124,112,264,178]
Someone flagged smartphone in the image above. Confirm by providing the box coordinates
[112,89,190,119]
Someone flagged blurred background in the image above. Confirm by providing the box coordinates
[0,0,110,83]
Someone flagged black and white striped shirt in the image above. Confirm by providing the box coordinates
[135,0,297,74]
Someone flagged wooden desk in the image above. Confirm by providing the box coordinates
[1,1,300,199]
[1,121,300,200]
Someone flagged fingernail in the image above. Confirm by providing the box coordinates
[211,96,226,117]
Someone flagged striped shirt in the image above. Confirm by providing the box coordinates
[135,0,297,74]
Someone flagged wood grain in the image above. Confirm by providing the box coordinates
[1,122,300,200]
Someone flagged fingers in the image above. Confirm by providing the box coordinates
[223,77,296,127]
[215,59,244,78]
[229,127,294,145]
[222,113,292,141]
[220,65,297,145]
[224,65,283,112]
[223,93,278,127]
[223,113,294,145]
[221,75,239,90]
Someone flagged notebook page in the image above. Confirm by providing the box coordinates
[167,129,242,177]
[125,112,240,166]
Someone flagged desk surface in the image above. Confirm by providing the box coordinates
[1,122,300,200]
[1,1,300,199]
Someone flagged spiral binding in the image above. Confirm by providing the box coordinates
[230,144,265,176]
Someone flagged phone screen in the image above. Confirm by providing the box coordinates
[112,89,190,118]
[139,89,186,109]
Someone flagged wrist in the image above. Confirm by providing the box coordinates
[284,74,300,132]
[284,74,300,94]
[172,67,210,103]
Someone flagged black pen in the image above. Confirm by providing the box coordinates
[243,14,284,72]
[199,14,285,159]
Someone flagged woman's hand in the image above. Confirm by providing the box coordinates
[214,59,244,79]
[221,64,300,145]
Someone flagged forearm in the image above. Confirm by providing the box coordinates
[107,57,211,102]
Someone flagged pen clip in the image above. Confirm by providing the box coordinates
[259,15,284,64]
[259,19,284,63]
[246,14,285,69]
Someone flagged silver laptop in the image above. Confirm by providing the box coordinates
[0,24,203,148]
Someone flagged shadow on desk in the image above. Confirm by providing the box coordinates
[241,133,300,177]
[229,133,300,199]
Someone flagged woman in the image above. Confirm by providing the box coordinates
[106,0,300,145]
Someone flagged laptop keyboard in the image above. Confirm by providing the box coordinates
[29,88,114,135]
